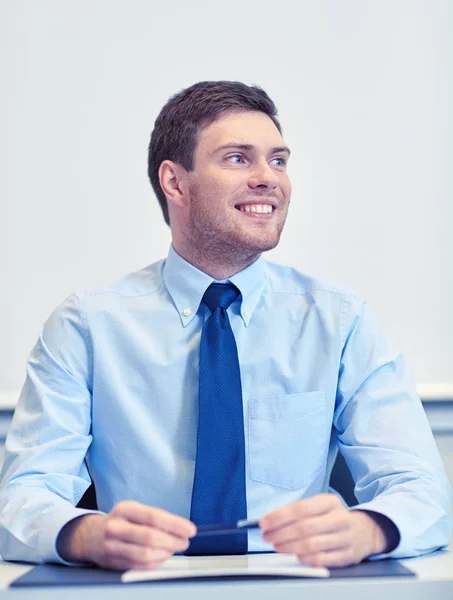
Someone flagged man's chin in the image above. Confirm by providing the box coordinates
[232,232,281,254]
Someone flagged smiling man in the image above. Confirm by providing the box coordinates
[0,81,450,570]
[159,109,291,280]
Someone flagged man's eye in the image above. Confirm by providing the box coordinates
[226,154,244,164]
[271,157,287,167]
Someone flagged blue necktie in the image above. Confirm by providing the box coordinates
[187,283,248,555]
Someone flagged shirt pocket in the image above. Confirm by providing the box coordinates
[248,390,326,490]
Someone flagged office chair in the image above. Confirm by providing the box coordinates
[329,451,358,506]
[77,481,98,510]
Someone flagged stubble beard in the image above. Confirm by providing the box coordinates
[185,193,287,272]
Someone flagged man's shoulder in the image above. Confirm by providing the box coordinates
[76,258,166,302]
[263,259,356,301]
[42,259,166,338]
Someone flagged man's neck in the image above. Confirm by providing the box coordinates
[171,242,261,280]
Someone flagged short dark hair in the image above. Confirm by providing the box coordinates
[148,81,282,225]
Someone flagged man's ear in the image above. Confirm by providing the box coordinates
[159,160,188,209]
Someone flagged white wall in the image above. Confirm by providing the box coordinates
[1,0,452,394]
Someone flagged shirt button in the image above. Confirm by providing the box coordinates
[183,308,192,317]
[244,311,250,318]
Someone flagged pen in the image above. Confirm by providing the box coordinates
[195,519,261,537]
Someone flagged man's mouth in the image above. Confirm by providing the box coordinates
[234,201,276,216]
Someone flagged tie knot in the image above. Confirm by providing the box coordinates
[202,283,240,312]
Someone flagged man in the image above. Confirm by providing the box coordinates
[0,81,450,570]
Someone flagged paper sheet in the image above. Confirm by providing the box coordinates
[122,553,329,583]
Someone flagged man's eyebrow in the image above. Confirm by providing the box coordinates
[213,143,291,156]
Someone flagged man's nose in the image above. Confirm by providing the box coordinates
[247,161,279,190]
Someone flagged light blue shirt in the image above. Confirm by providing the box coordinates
[0,246,451,563]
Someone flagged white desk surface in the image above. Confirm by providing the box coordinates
[0,549,451,600]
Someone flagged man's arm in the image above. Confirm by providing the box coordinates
[0,294,196,567]
[0,294,99,563]
[334,296,451,559]
[261,295,451,566]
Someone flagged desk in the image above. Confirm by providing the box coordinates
[0,550,451,600]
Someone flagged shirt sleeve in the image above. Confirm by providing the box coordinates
[0,293,102,564]
[334,294,452,559]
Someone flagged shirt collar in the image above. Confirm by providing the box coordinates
[162,245,265,327]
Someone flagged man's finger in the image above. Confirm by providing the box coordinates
[260,495,341,532]
[262,510,351,546]
[273,532,350,555]
[297,547,358,568]
[111,501,197,538]
[104,538,173,565]
[105,518,190,553]
[106,556,166,571]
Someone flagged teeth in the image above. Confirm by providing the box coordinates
[239,204,273,214]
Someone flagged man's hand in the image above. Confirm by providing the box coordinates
[259,494,389,567]
[57,501,197,570]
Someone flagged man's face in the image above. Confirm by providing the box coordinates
[183,110,291,259]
